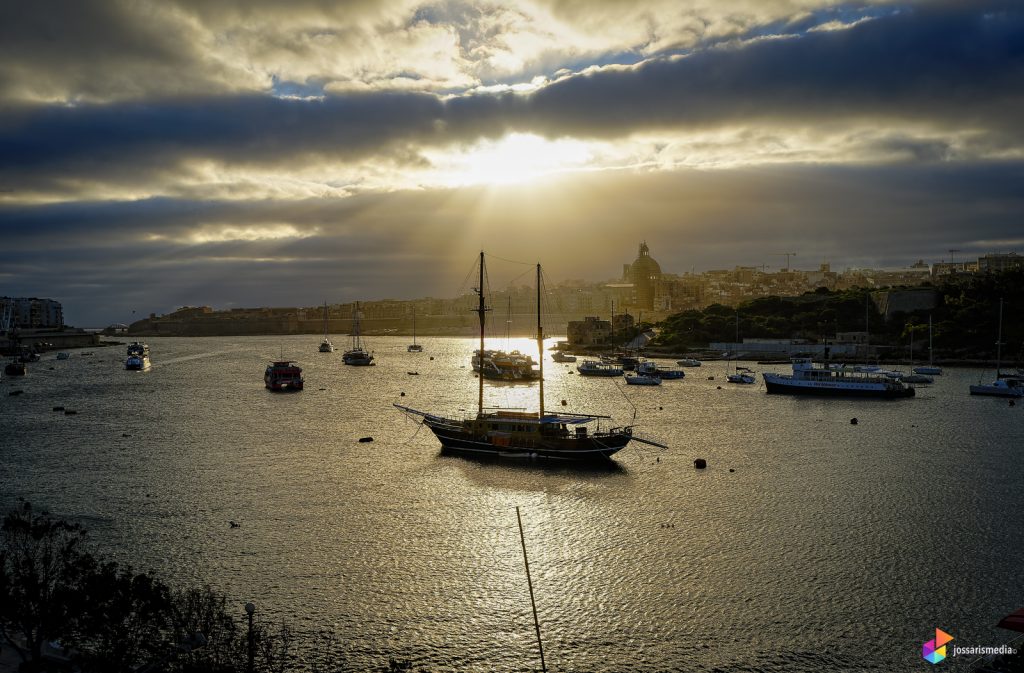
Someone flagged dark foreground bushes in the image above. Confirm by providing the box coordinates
[0,502,414,673]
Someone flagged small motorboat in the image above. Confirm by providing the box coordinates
[676,358,701,367]
[577,360,622,377]
[726,368,756,384]
[624,373,661,386]
[637,361,685,379]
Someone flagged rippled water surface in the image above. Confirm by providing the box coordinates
[3,336,1024,672]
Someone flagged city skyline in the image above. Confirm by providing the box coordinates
[2,1,1023,326]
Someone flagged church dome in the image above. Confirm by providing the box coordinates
[629,241,662,281]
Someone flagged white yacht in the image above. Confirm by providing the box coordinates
[764,358,915,398]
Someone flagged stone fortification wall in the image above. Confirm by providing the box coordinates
[871,289,938,321]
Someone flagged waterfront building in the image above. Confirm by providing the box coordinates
[567,316,612,346]
[978,252,1023,273]
[0,297,64,331]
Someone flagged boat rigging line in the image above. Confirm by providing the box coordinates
[612,378,639,426]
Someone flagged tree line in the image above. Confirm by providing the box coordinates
[653,268,1024,360]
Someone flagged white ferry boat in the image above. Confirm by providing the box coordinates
[763,358,915,398]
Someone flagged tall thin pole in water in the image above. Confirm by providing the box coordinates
[865,293,870,363]
[477,251,487,416]
[516,506,547,672]
[996,298,1004,379]
[536,264,544,419]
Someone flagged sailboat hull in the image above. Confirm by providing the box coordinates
[422,416,630,460]
[969,383,1024,398]
[764,377,915,398]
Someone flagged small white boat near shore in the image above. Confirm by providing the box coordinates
[970,299,1022,398]
[624,373,661,385]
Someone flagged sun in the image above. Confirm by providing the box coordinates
[430,133,594,187]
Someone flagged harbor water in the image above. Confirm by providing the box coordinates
[2,336,1023,672]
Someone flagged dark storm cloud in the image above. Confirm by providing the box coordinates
[526,1,1024,136]
[2,1,1023,193]
[0,2,248,101]
[0,93,456,191]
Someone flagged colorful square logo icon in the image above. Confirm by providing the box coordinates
[923,628,954,664]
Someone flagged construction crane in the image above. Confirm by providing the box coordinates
[774,252,797,271]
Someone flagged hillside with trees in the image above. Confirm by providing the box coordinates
[653,268,1024,361]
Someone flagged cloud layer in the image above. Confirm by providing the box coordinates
[2,1,1023,324]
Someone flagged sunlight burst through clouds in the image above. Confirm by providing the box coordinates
[427,133,596,186]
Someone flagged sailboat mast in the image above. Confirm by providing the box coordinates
[996,298,1004,378]
[909,324,914,369]
[353,301,360,349]
[928,314,933,366]
[732,312,739,374]
[477,252,487,417]
[537,263,544,419]
[865,293,870,363]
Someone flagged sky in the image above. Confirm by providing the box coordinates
[1,0,1022,326]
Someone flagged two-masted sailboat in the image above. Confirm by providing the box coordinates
[343,301,374,366]
[395,252,666,460]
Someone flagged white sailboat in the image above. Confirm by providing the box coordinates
[726,313,756,384]
[900,323,933,383]
[970,299,1023,397]
[913,315,942,375]
[343,302,374,366]
[407,310,423,352]
[318,301,334,352]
